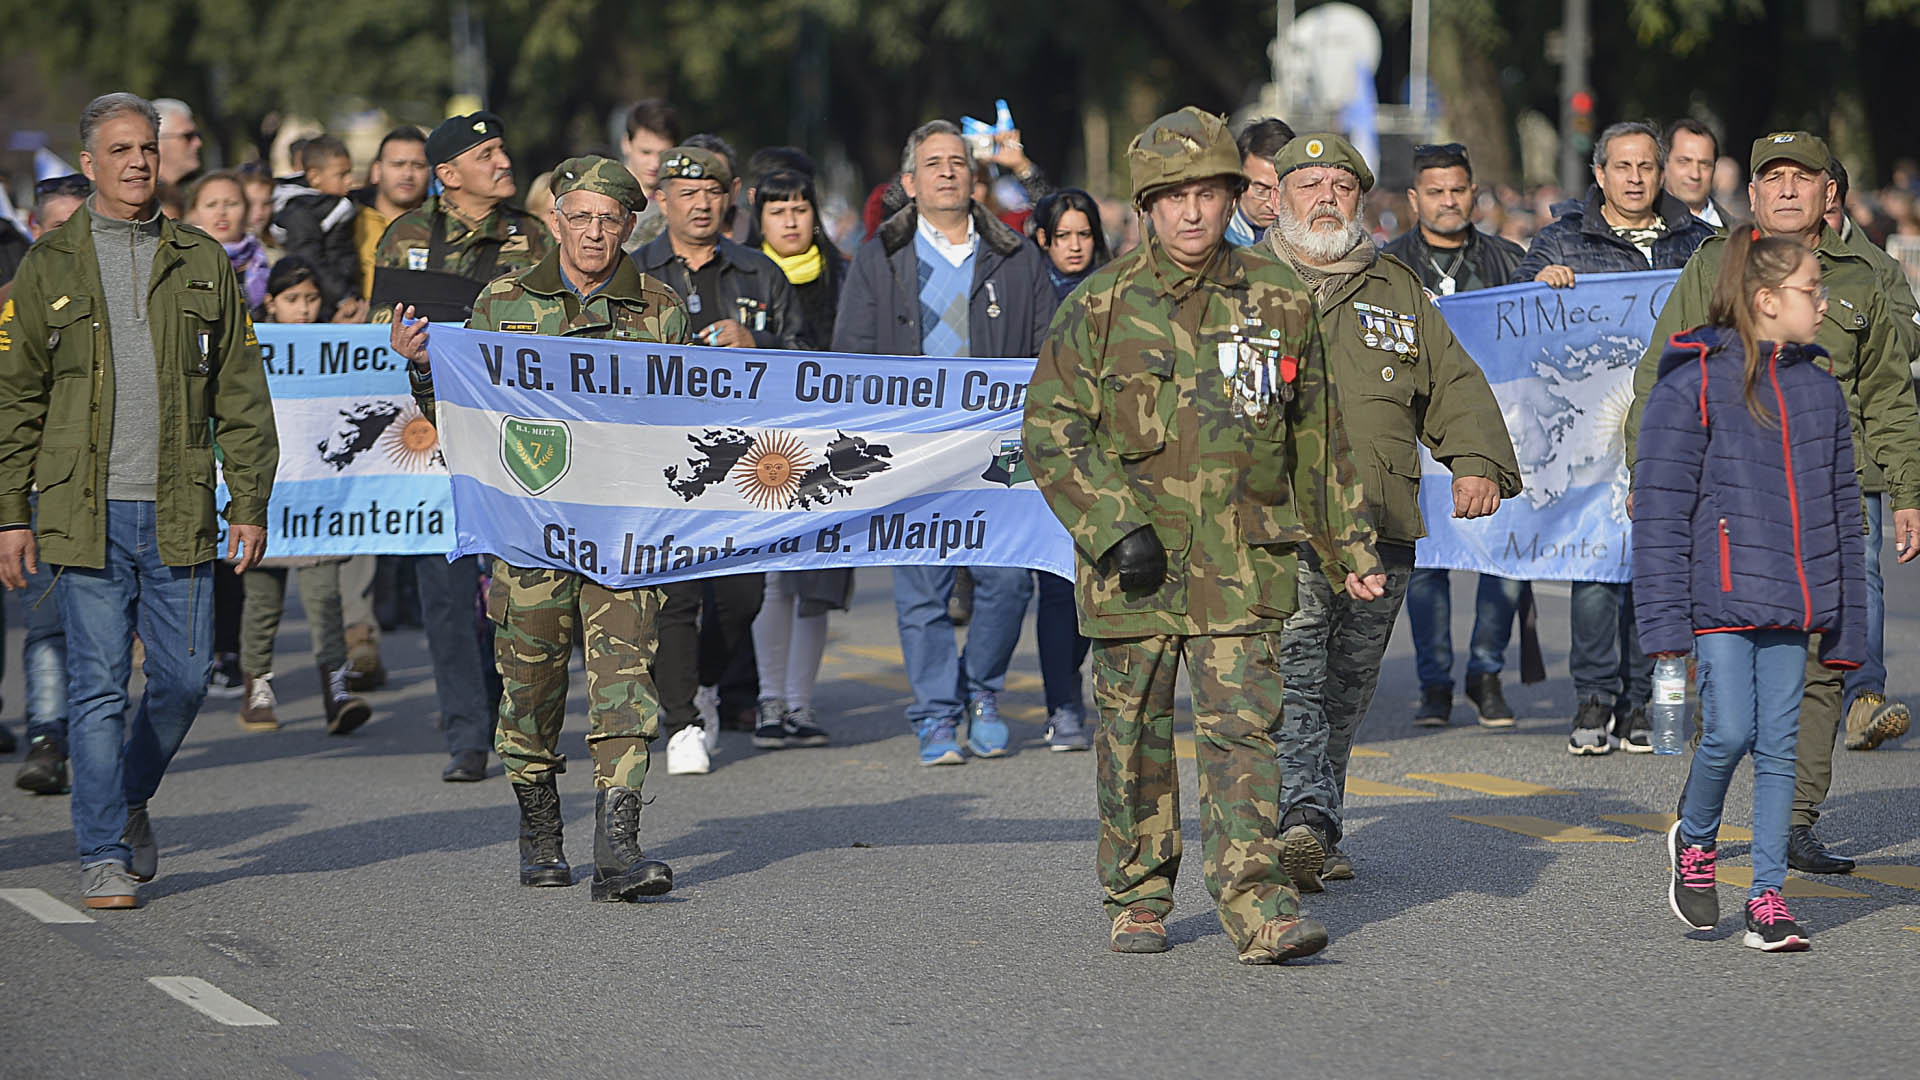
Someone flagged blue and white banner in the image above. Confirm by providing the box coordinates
[426,326,1075,587]
[1418,270,1682,583]
[224,324,453,558]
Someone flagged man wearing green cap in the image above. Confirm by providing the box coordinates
[1627,131,1920,876]
[1262,132,1519,891]
[1024,107,1387,965]
[391,155,689,903]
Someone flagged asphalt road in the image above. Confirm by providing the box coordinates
[2,553,1917,1079]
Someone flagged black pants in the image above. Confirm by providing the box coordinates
[656,574,764,733]
[415,554,501,756]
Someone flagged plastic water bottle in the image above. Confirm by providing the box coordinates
[1651,656,1687,754]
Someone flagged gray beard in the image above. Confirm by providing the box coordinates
[1275,203,1371,263]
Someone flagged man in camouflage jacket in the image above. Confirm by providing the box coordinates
[1023,107,1386,965]
[393,157,687,903]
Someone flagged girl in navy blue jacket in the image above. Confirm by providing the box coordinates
[1633,228,1867,953]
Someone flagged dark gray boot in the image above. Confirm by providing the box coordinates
[590,786,672,901]
[513,780,571,887]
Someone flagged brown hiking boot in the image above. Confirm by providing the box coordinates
[1109,907,1169,953]
[1238,913,1330,964]
[321,665,372,735]
[238,674,280,732]
[1843,692,1909,751]
[343,624,387,691]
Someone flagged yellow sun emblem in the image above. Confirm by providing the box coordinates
[732,431,811,509]
[379,402,442,471]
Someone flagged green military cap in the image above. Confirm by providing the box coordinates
[1127,107,1246,209]
[657,146,733,191]
[1272,133,1375,193]
[1750,131,1831,175]
[427,111,506,168]
[550,155,646,212]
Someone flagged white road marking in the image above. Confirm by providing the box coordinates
[0,888,95,924]
[148,976,280,1026]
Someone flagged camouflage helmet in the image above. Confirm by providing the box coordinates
[551,154,646,212]
[1127,107,1247,209]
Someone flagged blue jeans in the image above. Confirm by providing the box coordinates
[1679,629,1809,898]
[1569,580,1650,711]
[893,565,1032,725]
[1406,569,1522,690]
[1842,494,1885,711]
[415,553,500,756]
[23,547,69,747]
[1035,571,1088,713]
[57,501,213,866]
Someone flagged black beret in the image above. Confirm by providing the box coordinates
[427,112,506,168]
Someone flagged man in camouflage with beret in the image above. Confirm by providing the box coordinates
[392,156,688,902]
[1023,107,1387,965]
[1262,133,1519,891]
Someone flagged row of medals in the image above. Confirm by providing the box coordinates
[1220,324,1292,422]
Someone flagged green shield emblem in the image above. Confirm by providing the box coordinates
[500,416,572,495]
[980,436,1032,487]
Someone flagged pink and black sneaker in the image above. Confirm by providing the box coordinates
[1667,820,1718,930]
[1742,890,1811,952]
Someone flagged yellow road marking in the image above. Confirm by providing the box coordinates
[1600,813,1752,843]
[1715,868,1868,898]
[1345,778,1437,798]
[1408,772,1574,797]
[837,644,906,664]
[1351,747,1389,758]
[1452,815,1634,842]
[1905,927,1920,934]
[1853,865,1920,891]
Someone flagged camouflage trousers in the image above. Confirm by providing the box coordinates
[1276,544,1414,840]
[1091,632,1301,951]
[487,559,663,789]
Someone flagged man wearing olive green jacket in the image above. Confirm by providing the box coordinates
[0,94,277,911]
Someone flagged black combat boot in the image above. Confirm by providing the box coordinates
[590,786,673,901]
[513,780,572,887]
[319,664,372,736]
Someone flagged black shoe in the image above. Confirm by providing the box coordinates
[207,652,246,699]
[590,787,673,901]
[0,723,14,754]
[1666,821,1719,930]
[1464,672,1515,728]
[1568,698,1614,755]
[442,750,489,782]
[122,806,157,883]
[1616,705,1653,754]
[512,779,571,887]
[751,698,788,749]
[1787,825,1854,874]
[14,738,69,794]
[1413,685,1452,727]
[1743,890,1811,952]
[321,665,372,736]
[780,705,830,748]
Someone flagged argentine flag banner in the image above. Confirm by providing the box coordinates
[1419,270,1683,584]
[425,326,1075,586]
[225,324,453,557]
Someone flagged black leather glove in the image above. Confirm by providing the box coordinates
[1101,525,1167,592]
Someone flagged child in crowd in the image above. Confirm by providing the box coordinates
[273,135,365,321]
[1633,227,1867,952]
[232,258,372,735]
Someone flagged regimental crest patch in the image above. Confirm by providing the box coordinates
[500,416,571,495]
[980,435,1032,487]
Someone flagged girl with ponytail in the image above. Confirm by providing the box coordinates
[1632,224,1867,953]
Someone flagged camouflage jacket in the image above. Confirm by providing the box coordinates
[1023,238,1381,638]
[371,196,552,323]
[1280,247,1521,544]
[1626,225,1920,507]
[411,250,690,421]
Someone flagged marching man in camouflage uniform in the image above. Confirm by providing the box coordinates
[391,157,688,902]
[1023,108,1387,964]
[1262,134,1520,891]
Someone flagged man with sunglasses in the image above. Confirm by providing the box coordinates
[153,98,203,187]
[1627,131,1920,876]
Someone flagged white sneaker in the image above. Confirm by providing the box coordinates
[694,684,722,752]
[666,725,712,775]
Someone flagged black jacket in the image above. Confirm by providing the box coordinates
[788,250,848,351]
[632,234,809,351]
[1512,186,1715,282]
[273,183,363,303]
[0,216,30,288]
[833,202,1052,358]
[1380,226,1526,295]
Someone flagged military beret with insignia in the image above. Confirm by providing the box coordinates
[656,146,733,192]
[1272,132,1375,193]
[427,112,506,168]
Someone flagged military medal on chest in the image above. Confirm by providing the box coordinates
[1355,300,1418,362]
[1218,323,1296,421]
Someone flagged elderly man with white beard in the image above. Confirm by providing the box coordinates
[1260,133,1520,892]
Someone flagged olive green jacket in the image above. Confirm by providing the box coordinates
[1023,239,1381,638]
[0,204,278,568]
[1625,225,1920,507]
[1295,250,1521,543]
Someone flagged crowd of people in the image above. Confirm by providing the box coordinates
[0,89,1913,963]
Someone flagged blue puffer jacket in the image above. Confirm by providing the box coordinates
[1511,187,1714,281]
[1632,326,1867,666]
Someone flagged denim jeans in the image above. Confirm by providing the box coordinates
[20,495,68,747]
[1405,569,1522,690]
[893,565,1032,725]
[57,501,213,865]
[1842,494,1885,712]
[1569,580,1650,711]
[1035,571,1088,713]
[415,553,500,757]
[1679,629,1809,898]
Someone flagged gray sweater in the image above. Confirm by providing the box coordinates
[90,202,163,501]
